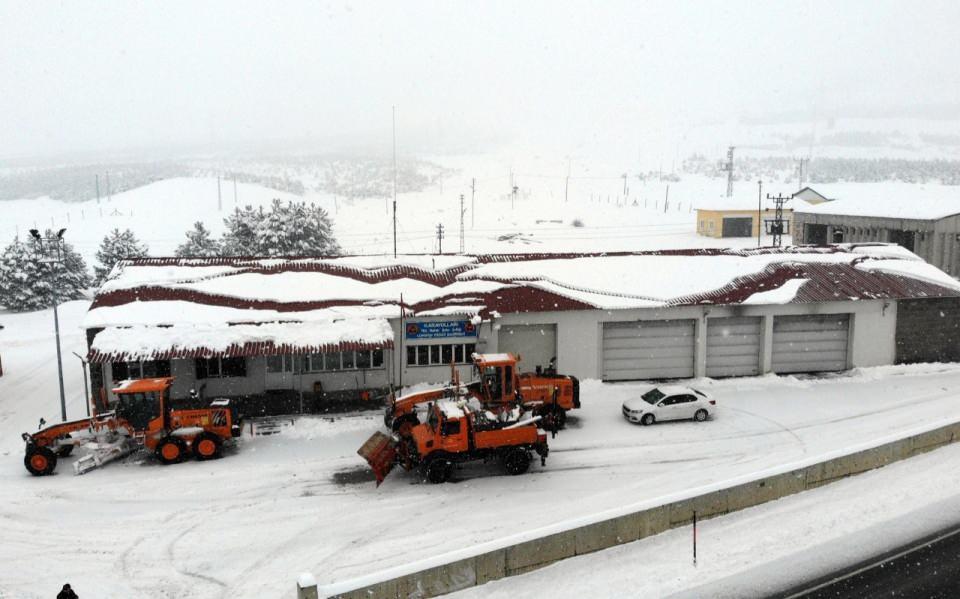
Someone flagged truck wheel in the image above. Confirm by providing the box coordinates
[156,437,188,465]
[56,434,74,457]
[641,413,656,426]
[503,448,531,475]
[192,432,222,460]
[392,415,419,437]
[424,458,451,484]
[24,446,58,476]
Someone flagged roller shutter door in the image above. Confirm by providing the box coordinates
[772,314,850,373]
[706,317,761,377]
[498,324,558,372]
[602,320,696,380]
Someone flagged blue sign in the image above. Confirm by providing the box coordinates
[405,320,478,340]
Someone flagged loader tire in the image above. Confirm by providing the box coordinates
[56,434,74,457]
[503,448,531,475]
[423,458,452,484]
[192,433,222,461]
[25,445,58,476]
[156,437,188,465]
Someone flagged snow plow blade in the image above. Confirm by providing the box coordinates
[73,439,137,475]
[357,431,398,486]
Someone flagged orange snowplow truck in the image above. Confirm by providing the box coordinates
[384,353,579,435]
[359,400,549,485]
[22,377,241,476]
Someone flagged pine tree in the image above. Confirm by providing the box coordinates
[0,237,48,311]
[175,221,221,257]
[253,199,341,257]
[221,205,263,256]
[0,233,89,312]
[94,228,149,285]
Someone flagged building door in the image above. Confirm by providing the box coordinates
[805,224,828,245]
[771,314,850,373]
[498,324,557,372]
[602,319,696,380]
[722,217,753,238]
[706,316,762,377]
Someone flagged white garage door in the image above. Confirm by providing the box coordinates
[706,316,762,377]
[602,320,696,381]
[498,324,557,372]
[772,314,850,373]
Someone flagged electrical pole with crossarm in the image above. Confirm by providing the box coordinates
[766,192,791,247]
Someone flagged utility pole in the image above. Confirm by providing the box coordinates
[217,175,222,212]
[106,171,111,202]
[233,174,238,204]
[95,174,100,204]
[796,157,807,190]
[622,173,628,197]
[767,192,791,248]
[757,180,763,248]
[509,169,515,209]
[29,229,67,422]
[436,223,445,254]
[470,177,476,228]
[459,194,466,254]
[392,105,398,259]
[720,146,735,197]
[565,160,571,203]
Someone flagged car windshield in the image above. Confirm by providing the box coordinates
[641,388,665,405]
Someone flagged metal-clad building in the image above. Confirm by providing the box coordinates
[82,247,960,415]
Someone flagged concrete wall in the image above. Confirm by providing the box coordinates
[329,419,960,599]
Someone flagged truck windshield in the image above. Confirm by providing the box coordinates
[641,389,666,405]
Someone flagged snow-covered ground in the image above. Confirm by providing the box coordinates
[3,303,960,598]
[451,436,960,599]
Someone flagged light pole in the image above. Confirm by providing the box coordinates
[72,351,90,417]
[29,228,68,422]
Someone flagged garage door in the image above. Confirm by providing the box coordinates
[706,317,761,377]
[722,217,753,238]
[602,320,696,380]
[772,314,850,373]
[498,324,557,372]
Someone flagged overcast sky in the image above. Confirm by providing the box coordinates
[2,0,959,161]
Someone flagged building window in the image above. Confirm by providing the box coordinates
[111,359,171,382]
[406,343,477,366]
[268,350,386,373]
[195,356,247,379]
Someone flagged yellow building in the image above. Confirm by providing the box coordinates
[695,193,804,239]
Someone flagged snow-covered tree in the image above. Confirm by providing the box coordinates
[94,228,148,285]
[0,233,91,312]
[175,221,221,257]
[221,205,262,256]
[253,199,341,257]
[220,200,340,257]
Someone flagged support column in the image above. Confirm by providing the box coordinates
[694,311,707,378]
[760,315,774,374]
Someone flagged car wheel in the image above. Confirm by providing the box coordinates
[694,409,708,422]
[641,413,655,426]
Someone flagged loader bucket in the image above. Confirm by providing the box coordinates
[357,431,398,486]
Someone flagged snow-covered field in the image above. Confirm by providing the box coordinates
[0,158,794,266]
[3,302,960,598]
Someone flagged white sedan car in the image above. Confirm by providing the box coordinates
[622,385,715,425]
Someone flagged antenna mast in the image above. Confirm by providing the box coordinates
[392,106,398,259]
[721,146,735,197]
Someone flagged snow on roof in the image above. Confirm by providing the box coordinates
[88,319,394,363]
[83,248,960,362]
[794,182,960,220]
[694,189,804,212]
